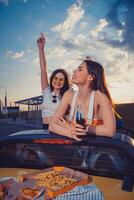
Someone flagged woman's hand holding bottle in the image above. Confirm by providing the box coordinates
[70,121,86,141]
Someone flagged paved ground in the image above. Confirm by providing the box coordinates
[0,119,42,138]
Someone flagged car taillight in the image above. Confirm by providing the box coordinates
[33,139,72,144]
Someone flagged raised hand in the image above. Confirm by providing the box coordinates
[37,32,48,90]
[37,33,46,49]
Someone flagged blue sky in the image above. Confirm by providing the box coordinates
[0,0,134,107]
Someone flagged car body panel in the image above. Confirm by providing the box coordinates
[0,130,134,200]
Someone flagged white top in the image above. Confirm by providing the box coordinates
[69,90,95,123]
[42,86,60,118]
[87,90,95,123]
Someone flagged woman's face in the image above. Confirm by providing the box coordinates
[72,62,89,85]
[52,72,65,90]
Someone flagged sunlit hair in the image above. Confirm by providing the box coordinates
[50,69,70,98]
[84,59,114,107]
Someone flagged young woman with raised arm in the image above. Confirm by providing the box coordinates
[37,33,70,129]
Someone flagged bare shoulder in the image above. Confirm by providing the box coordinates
[61,89,74,104]
[62,89,73,99]
[95,90,110,104]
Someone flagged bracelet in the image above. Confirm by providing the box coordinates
[87,126,96,135]
[88,131,95,135]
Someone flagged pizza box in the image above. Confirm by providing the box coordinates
[19,166,92,199]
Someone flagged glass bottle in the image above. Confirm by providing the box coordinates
[76,104,86,129]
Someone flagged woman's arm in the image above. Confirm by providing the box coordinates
[49,90,72,136]
[49,90,86,140]
[88,91,116,137]
[37,33,48,91]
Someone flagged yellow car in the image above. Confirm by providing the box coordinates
[0,130,134,200]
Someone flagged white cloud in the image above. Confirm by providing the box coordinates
[90,18,108,38]
[51,0,84,40]
[50,5,132,94]
[6,50,24,59]
[74,34,86,46]
[32,57,39,66]
[0,0,9,6]
[47,47,67,59]
[117,29,124,42]
[24,0,133,103]
[50,30,131,90]
[79,21,88,29]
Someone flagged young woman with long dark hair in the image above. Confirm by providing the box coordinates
[49,59,116,140]
[37,33,70,129]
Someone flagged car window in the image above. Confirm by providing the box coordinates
[86,146,133,177]
[0,141,133,180]
[0,142,87,169]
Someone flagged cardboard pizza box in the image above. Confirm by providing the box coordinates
[19,166,92,199]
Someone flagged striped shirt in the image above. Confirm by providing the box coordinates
[55,184,104,200]
[42,86,60,118]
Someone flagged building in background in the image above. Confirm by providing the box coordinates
[1,106,19,120]
[15,95,43,123]
[1,94,134,131]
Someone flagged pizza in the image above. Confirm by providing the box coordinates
[20,187,43,200]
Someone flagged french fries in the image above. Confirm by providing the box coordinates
[32,171,77,189]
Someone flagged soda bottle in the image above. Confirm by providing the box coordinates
[76,105,86,139]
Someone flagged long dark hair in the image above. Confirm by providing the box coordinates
[50,69,70,98]
[84,59,114,107]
